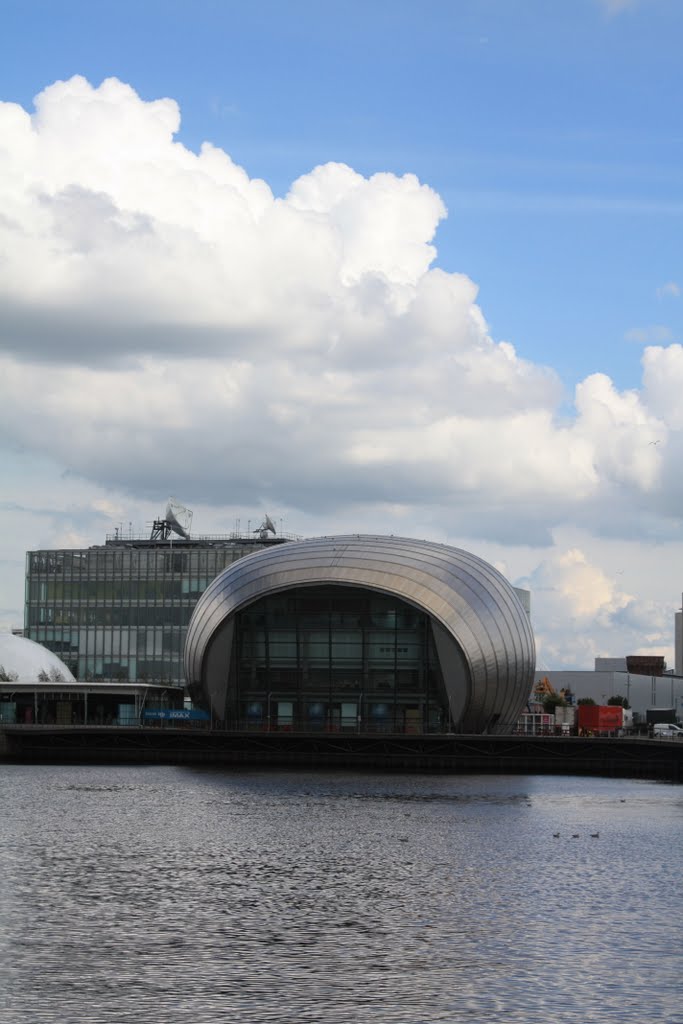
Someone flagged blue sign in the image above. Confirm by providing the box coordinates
[142,708,210,721]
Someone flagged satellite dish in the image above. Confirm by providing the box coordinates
[253,514,277,539]
[150,498,193,540]
[165,498,192,540]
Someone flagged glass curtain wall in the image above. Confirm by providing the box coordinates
[25,542,262,683]
[232,586,451,733]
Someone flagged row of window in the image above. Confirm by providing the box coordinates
[35,651,183,683]
[31,626,186,679]
[240,597,422,630]
[238,636,423,665]
[28,579,210,602]
[28,606,197,627]
[235,668,429,691]
[27,542,270,576]
[224,698,448,733]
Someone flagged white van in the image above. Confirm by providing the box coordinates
[652,723,683,738]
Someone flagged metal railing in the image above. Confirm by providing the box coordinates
[2,714,447,734]
[104,531,302,544]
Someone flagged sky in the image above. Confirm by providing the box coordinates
[0,0,682,669]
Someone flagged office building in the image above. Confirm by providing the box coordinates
[25,511,297,686]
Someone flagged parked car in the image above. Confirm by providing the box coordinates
[652,723,683,738]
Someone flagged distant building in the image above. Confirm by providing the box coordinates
[538,600,683,721]
[594,657,627,673]
[533,659,683,720]
[25,513,298,686]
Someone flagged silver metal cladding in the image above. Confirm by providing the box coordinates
[184,535,535,733]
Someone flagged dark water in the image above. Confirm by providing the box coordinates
[0,765,682,1024]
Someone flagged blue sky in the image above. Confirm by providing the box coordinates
[4,0,681,388]
[0,0,682,668]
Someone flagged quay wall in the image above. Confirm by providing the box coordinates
[1,727,682,783]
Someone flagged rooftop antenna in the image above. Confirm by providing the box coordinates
[150,497,193,541]
[254,514,277,540]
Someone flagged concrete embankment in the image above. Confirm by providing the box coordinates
[1,726,682,782]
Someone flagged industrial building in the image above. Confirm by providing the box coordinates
[24,504,298,686]
[185,534,535,735]
[533,655,683,721]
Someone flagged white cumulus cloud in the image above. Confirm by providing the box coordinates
[624,326,674,344]
[657,281,680,299]
[0,75,682,667]
[517,546,673,670]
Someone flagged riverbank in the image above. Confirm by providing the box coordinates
[2,726,682,782]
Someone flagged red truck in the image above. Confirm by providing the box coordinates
[577,704,623,736]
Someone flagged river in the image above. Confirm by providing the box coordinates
[0,765,681,1023]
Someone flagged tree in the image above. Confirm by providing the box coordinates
[37,668,65,682]
[542,694,567,715]
[577,697,596,706]
[608,695,630,709]
[0,665,18,682]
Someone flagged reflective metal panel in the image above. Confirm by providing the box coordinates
[184,535,535,733]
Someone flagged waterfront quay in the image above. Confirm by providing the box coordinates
[1,726,682,782]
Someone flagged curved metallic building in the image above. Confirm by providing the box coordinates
[185,535,535,734]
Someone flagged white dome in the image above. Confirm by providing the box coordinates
[0,633,76,682]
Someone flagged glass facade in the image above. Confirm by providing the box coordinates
[227,585,450,732]
[25,537,290,684]
[186,535,535,735]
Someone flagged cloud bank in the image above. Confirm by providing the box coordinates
[0,75,681,666]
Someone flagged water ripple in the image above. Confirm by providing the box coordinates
[0,766,681,1023]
